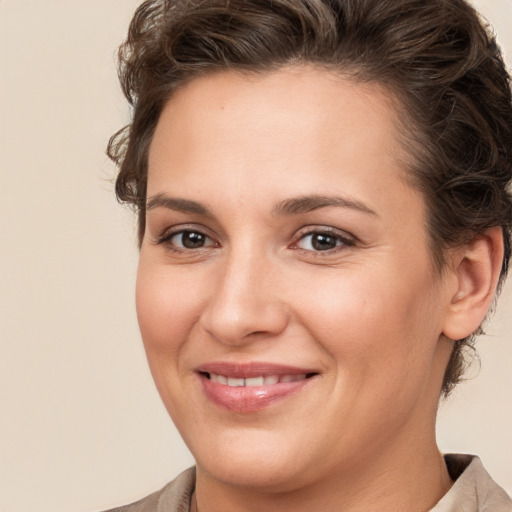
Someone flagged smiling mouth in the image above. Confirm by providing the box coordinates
[203,372,314,387]
[197,365,318,412]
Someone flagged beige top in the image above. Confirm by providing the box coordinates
[103,455,512,512]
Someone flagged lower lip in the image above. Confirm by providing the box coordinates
[200,375,313,413]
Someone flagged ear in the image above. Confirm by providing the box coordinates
[442,226,504,341]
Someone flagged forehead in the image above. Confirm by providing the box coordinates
[147,66,423,229]
[149,66,409,184]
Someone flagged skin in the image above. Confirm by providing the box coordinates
[136,66,502,512]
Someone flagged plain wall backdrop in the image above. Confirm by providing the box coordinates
[0,0,511,511]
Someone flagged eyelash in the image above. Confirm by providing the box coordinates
[292,227,355,255]
[155,226,355,255]
[155,227,217,252]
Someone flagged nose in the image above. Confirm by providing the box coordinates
[199,250,289,346]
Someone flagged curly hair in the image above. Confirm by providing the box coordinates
[108,0,512,395]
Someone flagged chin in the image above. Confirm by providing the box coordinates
[198,457,305,491]
[187,428,315,491]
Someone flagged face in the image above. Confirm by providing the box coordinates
[137,67,454,492]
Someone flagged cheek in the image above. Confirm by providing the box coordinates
[297,264,443,374]
[135,261,208,422]
[135,261,203,356]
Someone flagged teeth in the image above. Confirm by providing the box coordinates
[208,373,307,387]
[280,374,303,383]
[263,375,279,385]
[227,377,245,387]
[210,373,227,384]
[245,376,264,387]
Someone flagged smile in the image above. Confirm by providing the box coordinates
[197,363,318,413]
[207,373,308,387]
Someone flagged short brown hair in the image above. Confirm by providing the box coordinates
[108,0,512,395]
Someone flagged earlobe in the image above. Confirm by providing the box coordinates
[442,226,504,341]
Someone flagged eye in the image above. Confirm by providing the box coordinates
[294,230,354,252]
[160,229,216,250]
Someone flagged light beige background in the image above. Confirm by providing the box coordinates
[0,1,510,511]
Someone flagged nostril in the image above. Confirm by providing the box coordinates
[247,330,267,337]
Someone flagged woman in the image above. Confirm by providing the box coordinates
[105,0,512,510]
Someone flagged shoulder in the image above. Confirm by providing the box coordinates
[432,454,512,511]
[101,467,196,512]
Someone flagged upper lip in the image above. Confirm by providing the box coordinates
[196,362,318,379]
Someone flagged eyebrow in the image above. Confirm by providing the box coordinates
[145,193,378,218]
[273,195,378,217]
[146,193,213,216]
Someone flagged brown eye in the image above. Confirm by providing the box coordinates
[295,230,354,252]
[181,231,206,248]
[310,233,339,251]
[168,230,213,249]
